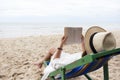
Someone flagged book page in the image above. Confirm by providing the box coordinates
[64,27,82,45]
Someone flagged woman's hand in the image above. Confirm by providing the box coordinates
[59,36,67,48]
[61,36,67,44]
[80,34,85,52]
[81,34,84,42]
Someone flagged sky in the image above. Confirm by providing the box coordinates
[0,0,120,24]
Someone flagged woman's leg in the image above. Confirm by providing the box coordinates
[34,48,56,68]
[43,48,56,61]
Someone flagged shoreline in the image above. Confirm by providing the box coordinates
[0,33,63,39]
[0,29,119,39]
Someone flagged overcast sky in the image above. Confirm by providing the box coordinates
[0,0,120,23]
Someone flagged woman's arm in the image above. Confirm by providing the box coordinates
[53,36,67,59]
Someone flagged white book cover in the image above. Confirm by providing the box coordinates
[64,27,82,45]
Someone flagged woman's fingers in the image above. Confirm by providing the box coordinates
[61,36,67,44]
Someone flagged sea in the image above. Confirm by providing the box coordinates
[0,23,120,38]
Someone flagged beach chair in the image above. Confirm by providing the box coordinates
[44,48,120,80]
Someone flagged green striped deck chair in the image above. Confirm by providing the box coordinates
[44,48,120,80]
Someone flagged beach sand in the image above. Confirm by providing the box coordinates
[0,31,120,80]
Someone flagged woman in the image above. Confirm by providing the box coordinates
[35,34,86,80]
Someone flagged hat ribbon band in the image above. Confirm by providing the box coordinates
[89,32,98,53]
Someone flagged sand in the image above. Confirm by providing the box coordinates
[0,31,120,80]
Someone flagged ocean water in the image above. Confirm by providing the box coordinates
[0,23,65,38]
[0,23,120,38]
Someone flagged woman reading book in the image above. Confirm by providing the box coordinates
[34,26,117,80]
[34,34,86,80]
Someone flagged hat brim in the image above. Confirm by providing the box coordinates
[84,26,106,54]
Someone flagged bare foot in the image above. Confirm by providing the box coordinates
[34,60,43,68]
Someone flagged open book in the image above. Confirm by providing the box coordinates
[64,27,82,45]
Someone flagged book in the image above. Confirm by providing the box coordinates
[64,27,82,45]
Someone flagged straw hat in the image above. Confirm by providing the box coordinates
[84,26,116,54]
